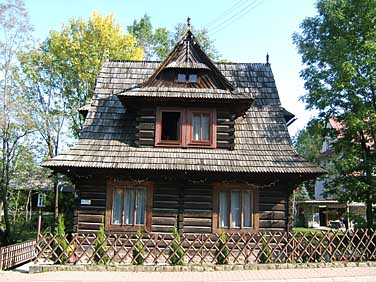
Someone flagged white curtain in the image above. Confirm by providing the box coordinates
[219,192,229,227]
[136,189,146,225]
[125,189,135,225]
[193,114,200,140]
[231,191,240,228]
[112,190,123,225]
[201,114,210,140]
[242,191,252,227]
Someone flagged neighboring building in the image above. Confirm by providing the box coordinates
[43,26,324,234]
[296,118,367,228]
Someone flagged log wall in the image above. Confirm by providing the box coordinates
[73,176,288,234]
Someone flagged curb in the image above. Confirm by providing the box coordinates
[29,261,376,273]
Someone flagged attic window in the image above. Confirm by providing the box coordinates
[177,73,198,83]
[189,74,197,83]
[178,73,186,83]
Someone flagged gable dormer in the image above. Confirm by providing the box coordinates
[142,29,234,91]
[117,22,254,151]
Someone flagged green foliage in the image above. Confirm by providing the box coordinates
[53,214,68,263]
[40,11,143,136]
[169,225,184,265]
[132,229,145,265]
[258,237,271,263]
[0,0,35,244]
[216,230,229,264]
[128,14,220,61]
[93,221,109,264]
[293,0,376,227]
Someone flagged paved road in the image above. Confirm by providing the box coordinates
[1,266,376,282]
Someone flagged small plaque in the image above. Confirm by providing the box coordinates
[80,199,91,205]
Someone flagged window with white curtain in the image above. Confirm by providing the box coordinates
[111,187,146,226]
[218,189,254,229]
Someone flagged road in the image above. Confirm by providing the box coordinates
[0,265,376,282]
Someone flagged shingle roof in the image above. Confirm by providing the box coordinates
[43,60,325,175]
[117,87,253,100]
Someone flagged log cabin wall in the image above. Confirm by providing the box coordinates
[73,175,289,234]
[135,106,235,149]
[259,184,289,231]
[74,177,106,233]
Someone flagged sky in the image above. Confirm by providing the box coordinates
[24,0,319,137]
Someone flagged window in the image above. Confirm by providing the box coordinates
[155,107,216,148]
[155,108,185,146]
[188,74,198,83]
[213,184,258,232]
[187,109,216,147]
[161,111,181,141]
[177,73,198,83]
[105,180,153,232]
[178,73,186,83]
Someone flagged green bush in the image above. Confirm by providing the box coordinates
[258,236,271,263]
[216,230,229,264]
[53,214,68,264]
[132,229,145,265]
[169,225,184,265]
[93,221,109,264]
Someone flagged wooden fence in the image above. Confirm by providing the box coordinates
[0,240,36,270]
[35,229,376,265]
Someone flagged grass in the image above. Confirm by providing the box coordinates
[292,227,323,233]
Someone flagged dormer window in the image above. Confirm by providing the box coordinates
[155,107,216,148]
[177,73,186,83]
[177,73,198,83]
[188,74,197,83]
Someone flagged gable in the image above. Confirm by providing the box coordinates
[142,30,234,91]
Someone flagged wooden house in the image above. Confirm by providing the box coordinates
[43,27,325,235]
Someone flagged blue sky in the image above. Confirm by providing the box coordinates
[25,0,319,136]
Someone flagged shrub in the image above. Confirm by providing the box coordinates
[132,229,145,265]
[93,221,109,264]
[169,225,184,265]
[216,230,229,264]
[258,236,271,263]
[53,214,68,264]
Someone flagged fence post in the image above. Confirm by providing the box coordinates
[0,246,3,269]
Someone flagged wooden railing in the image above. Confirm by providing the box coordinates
[0,240,36,270]
[35,229,376,265]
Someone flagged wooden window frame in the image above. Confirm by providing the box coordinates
[212,183,259,233]
[155,107,216,148]
[187,108,216,148]
[155,107,186,147]
[105,179,153,232]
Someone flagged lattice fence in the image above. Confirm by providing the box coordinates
[35,229,376,265]
[0,240,36,269]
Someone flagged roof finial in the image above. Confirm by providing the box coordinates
[187,17,191,31]
[266,53,270,65]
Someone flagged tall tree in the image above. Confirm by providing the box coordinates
[293,119,325,198]
[0,0,34,243]
[128,15,220,61]
[293,0,376,227]
[45,11,144,136]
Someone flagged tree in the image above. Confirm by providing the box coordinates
[0,0,34,244]
[45,12,144,136]
[293,119,325,198]
[128,15,220,61]
[293,0,376,227]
